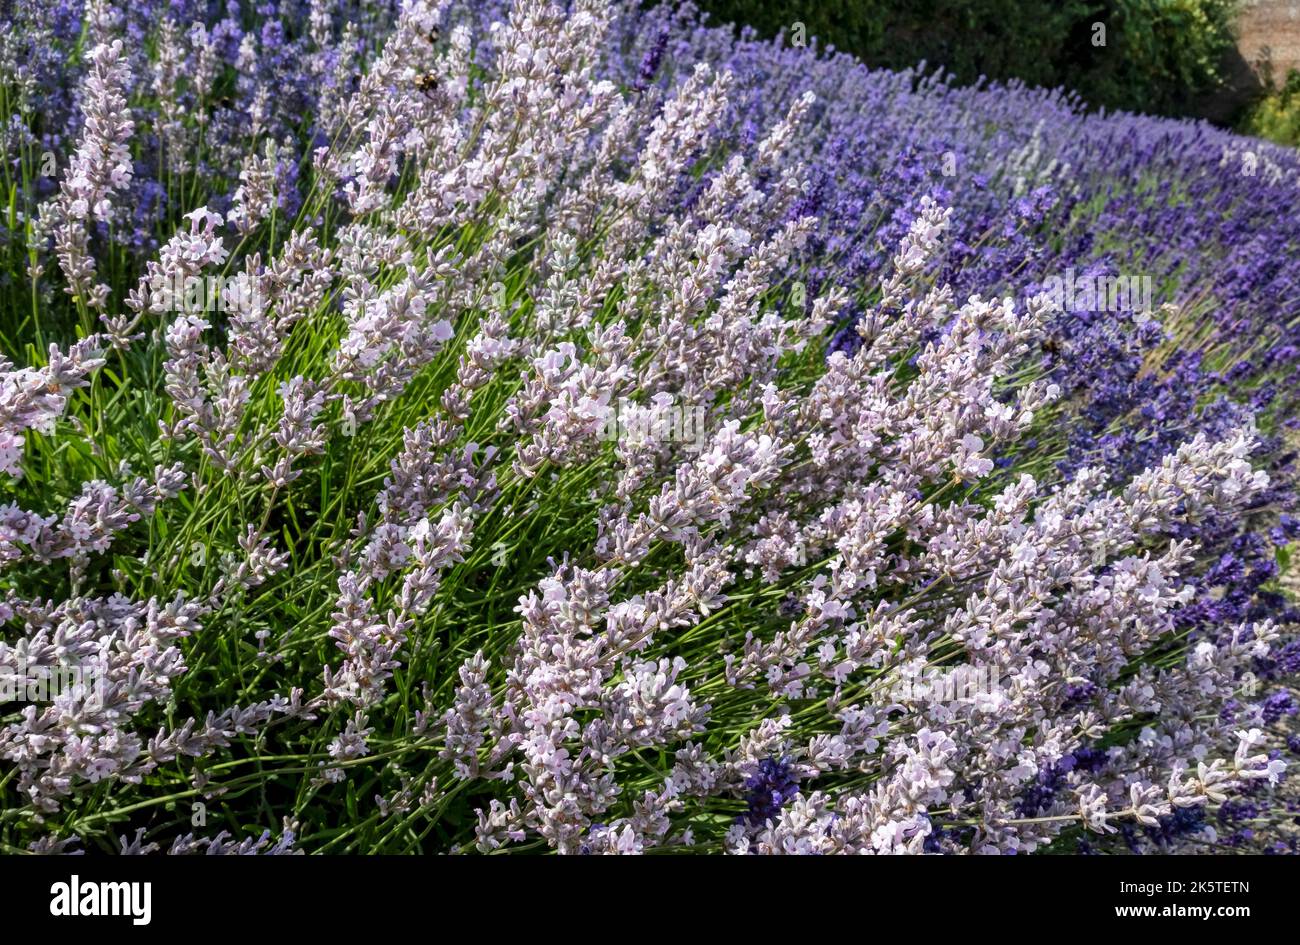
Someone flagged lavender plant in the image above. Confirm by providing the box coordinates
[0,0,1294,855]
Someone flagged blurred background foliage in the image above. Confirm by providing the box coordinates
[1242,68,1300,145]
[682,1,1254,124]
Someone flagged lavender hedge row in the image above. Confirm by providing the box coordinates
[0,0,1296,855]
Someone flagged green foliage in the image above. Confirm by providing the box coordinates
[1239,69,1300,146]
[1082,0,1239,115]
[686,0,1239,116]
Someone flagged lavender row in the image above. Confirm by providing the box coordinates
[0,0,1295,854]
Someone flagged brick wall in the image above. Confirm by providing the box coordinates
[1196,1,1300,122]
[1236,0,1300,84]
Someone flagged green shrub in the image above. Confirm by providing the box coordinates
[1080,0,1239,115]
[1240,69,1300,146]
[686,0,1239,117]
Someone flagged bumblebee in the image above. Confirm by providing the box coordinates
[414,73,440,96]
